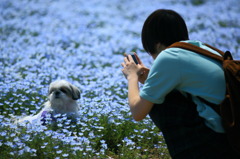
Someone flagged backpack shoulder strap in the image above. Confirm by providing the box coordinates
[204,44,225,56]
[168,42,224,62]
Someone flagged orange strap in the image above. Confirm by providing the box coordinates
[168,42,224,63]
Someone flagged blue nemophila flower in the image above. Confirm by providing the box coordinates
[100,148,105,154]
[0,131,7,136]
[13,137,20,142]
[24,146,31,153]
[57,123,63,127]
[10,133,16,137]
[137,146,141,150]
[102,143,108,149]
[5,141,13,147]
[54,145,60,149]
[56,150,62,154]
[41,145,46,149]
[86,146,92,151]
[22,134,31,141]
[62,154,69,157]
[123,137,135,146]
[44,130,53,137]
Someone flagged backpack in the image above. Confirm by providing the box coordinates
[168,42,240,154]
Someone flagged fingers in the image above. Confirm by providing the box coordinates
[124,56,129,63]
[123,55,135,64]
[127,54,134,63]
[122,52,138,69]
[134,53,143,65]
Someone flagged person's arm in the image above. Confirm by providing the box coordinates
[122,55,153,121]
[128,75,153,121]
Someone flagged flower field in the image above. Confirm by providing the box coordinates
[0,0,239,158]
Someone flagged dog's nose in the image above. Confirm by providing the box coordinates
[55,91,61,98]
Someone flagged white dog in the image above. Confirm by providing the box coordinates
[16,80,81,125]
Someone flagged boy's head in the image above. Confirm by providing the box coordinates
[141,9,189,55]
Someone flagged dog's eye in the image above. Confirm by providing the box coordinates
[60,88,67,93]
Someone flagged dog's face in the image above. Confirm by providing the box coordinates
[48,80,81,105]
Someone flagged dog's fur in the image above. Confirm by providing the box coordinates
[16,80,81,124]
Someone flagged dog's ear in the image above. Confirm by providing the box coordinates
[70,85,81,100]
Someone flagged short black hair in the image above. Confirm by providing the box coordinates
[141,9,189,54]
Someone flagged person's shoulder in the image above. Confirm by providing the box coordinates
[152,46,183,68]
[157,42,192,61]
[155,40,209,67]
[160,40,208,59]
[156,48,180,63]
[168,40,222,58]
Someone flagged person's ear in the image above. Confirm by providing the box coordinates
[156,43,167,53]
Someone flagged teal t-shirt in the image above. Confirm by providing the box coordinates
[140,40,226,133]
